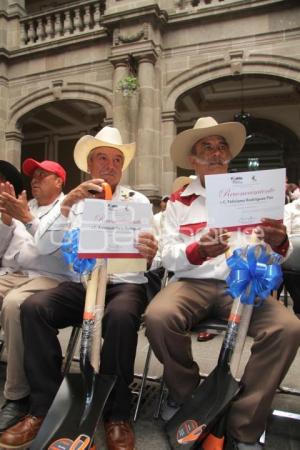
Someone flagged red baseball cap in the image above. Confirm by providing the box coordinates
[22,159,66,184]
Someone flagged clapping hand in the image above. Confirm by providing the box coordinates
[0,184,33,225]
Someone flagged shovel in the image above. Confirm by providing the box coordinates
[165,242,275,450]
[30,185,117,450]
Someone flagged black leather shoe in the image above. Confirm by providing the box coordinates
[0,398,29,433]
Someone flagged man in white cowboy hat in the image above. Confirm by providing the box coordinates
[0,159,71,436]
[145,117,300,450]
[0,127,157,450]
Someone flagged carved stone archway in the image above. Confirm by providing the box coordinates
[161,56,300,190]
[4,85,112,194]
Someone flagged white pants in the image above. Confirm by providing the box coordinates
[0,273,59,400]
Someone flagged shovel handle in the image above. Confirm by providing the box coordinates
[83,268,100,317]
[88,182,111,370]
[81,182,112,371]
[219,232,259,371]
[225,232,260,377]
[90,260,107,371]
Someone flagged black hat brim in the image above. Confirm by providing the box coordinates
[0,161,24,196]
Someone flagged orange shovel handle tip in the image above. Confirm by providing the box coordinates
[202,433,225,450]
[102,182,112,200]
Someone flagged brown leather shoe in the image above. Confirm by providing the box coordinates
[104,420,135,450]
[0,414,43,448]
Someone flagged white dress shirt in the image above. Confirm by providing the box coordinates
[284,198,300,236]
[0,193,72,281]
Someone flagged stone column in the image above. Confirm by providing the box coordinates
[135,54,158,198]
[112,59,131,186]
[5,130,23,169]
[0,61,8,161]
[161,111,177,195]
[7,0,26,50]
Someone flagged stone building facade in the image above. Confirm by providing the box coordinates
[0,0,300,200]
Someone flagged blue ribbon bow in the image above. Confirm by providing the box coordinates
[61,228,96,274]
[226,245,283,306]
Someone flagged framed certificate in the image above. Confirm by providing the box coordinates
[205,168,285,230]
[78,199,152,258]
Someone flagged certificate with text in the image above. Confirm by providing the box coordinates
[205,168,286,230]
[78,199,152,258]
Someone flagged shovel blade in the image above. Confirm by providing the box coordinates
[30,373,116,450]
[165,366,240,450]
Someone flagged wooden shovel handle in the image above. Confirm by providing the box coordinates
[91,261,107,370]
[88,182,111,370]
[229,232,260,378]
[83,268,100,318]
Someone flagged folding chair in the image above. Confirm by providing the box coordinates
[132,268,168,422]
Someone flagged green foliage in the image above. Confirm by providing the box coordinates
[117,75,139,96]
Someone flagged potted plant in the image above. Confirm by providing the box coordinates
[117,74,139,97]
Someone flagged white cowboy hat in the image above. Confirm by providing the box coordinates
[170,117,246,170]
[74,126,136,173]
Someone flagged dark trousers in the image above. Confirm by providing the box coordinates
[20,281,147,419]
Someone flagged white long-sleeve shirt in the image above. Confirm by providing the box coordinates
[284,198,300,236]
[162,177,289,281]
[0,193,72,281]
[35,185,152,284]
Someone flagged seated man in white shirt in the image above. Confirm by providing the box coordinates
[282,197,300,317]
[0,159,70,433]
[0,127,158,450]
[145,117,300,450]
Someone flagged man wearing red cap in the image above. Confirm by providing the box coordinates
[0,158,71,434]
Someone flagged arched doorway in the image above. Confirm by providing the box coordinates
[19,99,106,194]
[229,117,300,182]
[174,75,300,183]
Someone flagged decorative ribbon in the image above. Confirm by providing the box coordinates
[61,228,96,274]
[226,244,283,306]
